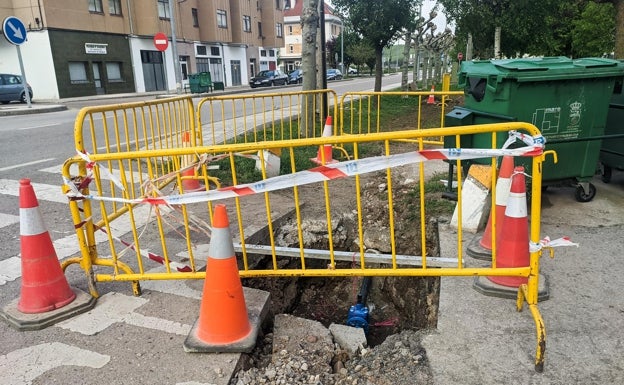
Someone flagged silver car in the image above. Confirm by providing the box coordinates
[0,73,33,104]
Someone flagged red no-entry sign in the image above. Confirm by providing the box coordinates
[153,32,169,52]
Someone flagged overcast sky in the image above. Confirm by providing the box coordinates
[423,0,453,32]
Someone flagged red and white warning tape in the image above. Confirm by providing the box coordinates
[63,131,545,206]
[530,236,579,254]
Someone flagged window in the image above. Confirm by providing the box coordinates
[106,62,123,81]
[158,0,170,19]
[109,0,122,15]
[196,45,207,56]
[260,50,267,57]
[69,62,89,84]
[217,9,227,28]
[258,22,263,38]
[276,23,283,38]
[284,0,291,9]
[88,0,103,13]
[289,45,294,53]
[210,46,220,56]
[288,25,293,35]
[243,15,251,32]
[275,0,281,9]
[192,8,199,27]
[269,49,275,57]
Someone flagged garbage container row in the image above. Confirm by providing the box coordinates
[187,72,225,93]
[445,56,624,202]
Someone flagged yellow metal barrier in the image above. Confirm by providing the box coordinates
[62,94,549,371]
[196,89,340,145]
[339,90,464,146]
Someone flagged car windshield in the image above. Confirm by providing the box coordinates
[257,70,272,77]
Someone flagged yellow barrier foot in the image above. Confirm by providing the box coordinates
[472,274,550,302]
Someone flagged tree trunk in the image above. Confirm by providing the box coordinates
[401,31,412,91]
[615,0,624,58]
[494,26,501,59]
[300,0,319,137]
[374,46,383,92]
[466,33,473,60]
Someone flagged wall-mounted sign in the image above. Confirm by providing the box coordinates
[85,43,108,54]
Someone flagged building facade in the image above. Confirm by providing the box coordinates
[280,0,342,73]
[0,0,285,99]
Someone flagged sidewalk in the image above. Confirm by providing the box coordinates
[0,86,251,116]
[424,175,624,384]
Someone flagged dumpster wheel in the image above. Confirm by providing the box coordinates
[600,164,612,183]
[574,182,596,202]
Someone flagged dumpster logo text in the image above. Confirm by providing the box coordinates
[568,101,582,128]
[532,107,561,135]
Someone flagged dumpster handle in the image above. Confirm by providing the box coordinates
[543,150,558,164]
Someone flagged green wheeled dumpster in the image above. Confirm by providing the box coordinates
[188,74,201,93]
[445,56,624,202]
[600,76,624,183]
[199,72,212,92]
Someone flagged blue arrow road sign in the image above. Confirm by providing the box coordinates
[2,16,27,45]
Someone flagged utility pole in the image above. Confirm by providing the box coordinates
[319,0,328,117]
[168,0,182,94]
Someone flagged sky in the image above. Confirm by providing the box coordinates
[422,0,453,33]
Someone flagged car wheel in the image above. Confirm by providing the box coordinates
[298,78,302,84]
[20,92,31,103]
[270,81,275,87]
[1,101,9,105]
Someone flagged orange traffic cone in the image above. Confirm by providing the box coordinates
[181,131,204,192]
[473,167,550,300]
[487,166,529,287]
[184,204,259,353]
[1,179,96,331]
[427,85,435,105]
[467,156,514,260]
[18,179,76,313]
[310,116,338,165]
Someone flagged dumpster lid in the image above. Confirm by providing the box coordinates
[461,56,624,82]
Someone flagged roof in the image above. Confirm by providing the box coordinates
[284,0,334,17]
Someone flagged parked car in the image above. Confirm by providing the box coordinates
[348,67,358,75]
[0,73,33,104]
[250,70,288,88]
[326,68,343,81]
[288,69,303,84]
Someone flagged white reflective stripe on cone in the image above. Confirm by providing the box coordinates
[20,207,47,236]
[505,191,527,218]
[208,228,236,260]
[495,178,511,206]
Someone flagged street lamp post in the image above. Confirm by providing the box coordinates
[340,19,344,75]
[168,0,182,94]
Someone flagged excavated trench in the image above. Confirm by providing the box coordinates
[242,184,443,347]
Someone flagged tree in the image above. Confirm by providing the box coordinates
[572,1,616,57]
[300,0,320,137]
[332,0,421,91]
[439,0,617,59]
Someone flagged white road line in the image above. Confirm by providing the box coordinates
[0,342,110,385]
[18,123,60,131]
[0,178,170,286]
[0,179,67,204]
[0,257,21,285]
[57,292,192,336]
[0,212,19,229]
[0,158,55,172]
[140,265,204,300]
[40,163,148,181]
